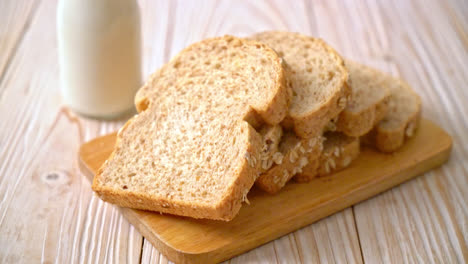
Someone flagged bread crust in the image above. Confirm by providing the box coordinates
[367,104,421,153]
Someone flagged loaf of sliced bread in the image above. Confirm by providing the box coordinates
[251,31,350,138]
[295,132,360,182]
[363,75,422,152]
[336,60,390,137]
[93,36,290,221]
[256,133,324,194]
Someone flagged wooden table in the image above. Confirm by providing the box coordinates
[1,0,466,263]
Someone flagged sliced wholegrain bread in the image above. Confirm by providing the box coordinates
[336,60,390,137]
[295,132,360,182]
[363,75,422,152]
[93,36,290,221]
[251,31,350,138]
[256,133,323,194]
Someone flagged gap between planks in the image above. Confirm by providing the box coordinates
[351,206,366,264]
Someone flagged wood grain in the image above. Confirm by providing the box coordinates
[79,119,451,263]
[318,1,468,262]
[0,0,38,86]
[0,0,467,262]
[0,0,143,262]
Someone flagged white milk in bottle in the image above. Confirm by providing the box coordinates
[57,0,142,118]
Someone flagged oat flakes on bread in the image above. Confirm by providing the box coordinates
[258,125,283,173]
[256,133,324,194]
[93,36,290,221]
[295,132,360,182]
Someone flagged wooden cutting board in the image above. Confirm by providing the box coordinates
[79,119,452,264]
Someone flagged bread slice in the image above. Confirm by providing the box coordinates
[363,75,422,152]
[135,37,290,126]
[336,60,390,137]
[295,132,360,182]
[93,36,290,221]
[256,133,324,194]
[251,31,350,138]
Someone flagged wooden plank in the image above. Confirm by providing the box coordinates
[79,119,451,264]
[292,208,363,263]
[0,0,38,83]
[140,239,171,264]
[0,0,143,262]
